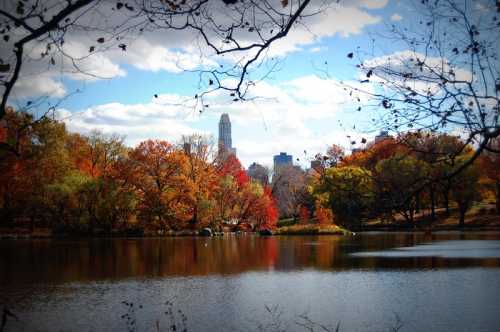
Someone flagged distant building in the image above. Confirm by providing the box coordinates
[363,130,393,150]
[273,152,292,171]
[248,162,269,186]
[374,130,391,143]
[218,113,236,157]
[310,160,322,171]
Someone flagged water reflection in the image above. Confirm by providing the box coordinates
[352,240,500,258]
[1,232,500,285]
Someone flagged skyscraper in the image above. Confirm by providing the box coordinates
[218,113,236,156]
[273,152,293,170]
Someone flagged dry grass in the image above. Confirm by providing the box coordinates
[276,224,352,235]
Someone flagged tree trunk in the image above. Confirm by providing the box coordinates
[409,207,415,230]
[190,205,198,229]
[459,204,466,228]
[415,190,421,214]
[430,186,436,222]
[496,181,500,215]
[443,189,450,216]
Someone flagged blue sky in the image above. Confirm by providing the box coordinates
[11,0,423,168]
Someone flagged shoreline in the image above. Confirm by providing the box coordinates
[1,225,500,240]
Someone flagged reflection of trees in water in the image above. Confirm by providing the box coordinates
[1,234,499,284]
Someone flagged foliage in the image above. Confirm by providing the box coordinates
[271,165,308,218]
[375,154,428,223]
[0,109,494,234]
[298,205,310,224]
[0,112,279,234]
[480,138,500,214]
[315,201,333,225]
[450,156,481,227]
[313,166,375,227]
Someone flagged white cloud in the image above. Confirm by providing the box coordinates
[58,74,372,167]
[236,129,375,169]
[58,97,203,146]
[120,40,218,73]
[267,4,382,57]
[5,0,387,100]
[4,40,126,99]
[56,41,126,80]
[13,73,66,98]
[355,0,389,9]
[361,50,472,95]
[390,13,403,21]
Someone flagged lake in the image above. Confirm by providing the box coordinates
[1,232,500,331]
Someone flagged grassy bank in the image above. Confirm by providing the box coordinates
[361,202,500,232]
[275,224,352,235]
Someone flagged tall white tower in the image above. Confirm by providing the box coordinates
[218,113,236,156]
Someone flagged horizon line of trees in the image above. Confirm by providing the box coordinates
[307,133,499,229]
[1,107,499,234]
[0,108,278,234]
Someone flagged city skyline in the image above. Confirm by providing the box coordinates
[218,113,299,170]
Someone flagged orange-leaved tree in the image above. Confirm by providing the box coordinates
[315,201,333,225]
[298,205,310,224]
[127,140,193,231]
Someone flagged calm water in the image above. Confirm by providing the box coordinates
[1,232,500,331]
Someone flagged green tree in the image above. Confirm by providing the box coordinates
[450,158,481,228]
[45,172,90,231]
[313,166,374,228]
[376,155,428,225]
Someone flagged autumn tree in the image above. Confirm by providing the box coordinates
[344,137,404,170]
[402,132,466,220]
[127,140,192,231]
[213,174,239,228]
[313,166,374,228]
[237,183,279,231]
[375,154,428,225]
[480,137,500,214]
[271,165,307,218]
[261,186,279,230]
[298,205,310,224]
[0,111,72,228]
[86,131,126,178]
[315,201,333,225]
[450,156,481,227]
[311,144,345,172]
[235,181,267,225]
[217,153,249,186]
[180,134,218,228]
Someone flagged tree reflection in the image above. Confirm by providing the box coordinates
[1,234,499,285]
